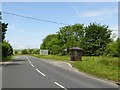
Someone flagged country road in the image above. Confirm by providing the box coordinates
[2,55,119,89]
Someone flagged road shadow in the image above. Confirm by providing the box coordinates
[12,59,26,62]
[3,59,26,67]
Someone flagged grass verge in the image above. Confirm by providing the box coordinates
[70,56,119,82]
[32,54,69,61]
[2,55,15,62]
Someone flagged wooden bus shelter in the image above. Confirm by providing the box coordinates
[69,47,83,61]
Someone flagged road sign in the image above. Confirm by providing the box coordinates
[40,50,48,55]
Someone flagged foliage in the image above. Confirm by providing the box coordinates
[57,24,84,52]
[28,49,34,54]
[1,12,13,59]
[40,34,63,55]
[40,23,112,56]
[21,49,28,54]
[50,45,64,55]
[71,58,118,81]
[14,50,18,54]
[32,49,40,54]
[27,49,40,54]
[81,23,111,56]
[2,41,13,58]
[104,38,120,57]
[2,23,8,41]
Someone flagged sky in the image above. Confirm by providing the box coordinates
[2,2,118,49]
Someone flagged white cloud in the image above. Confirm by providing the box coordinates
[74,7,118,18]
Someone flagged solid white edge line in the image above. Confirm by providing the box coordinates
[26,56,32,64]
[66,63,72,67]
[35,68,45,77]
[54,82,66,89]
[31,64,34,67]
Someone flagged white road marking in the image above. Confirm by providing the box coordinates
[26,56,45,76]
[31,64,34,67]
[54,82,66,89]
[35,68,46,77]
[66,63,72,67]
[26,56,32,64]
[26,56,30,61]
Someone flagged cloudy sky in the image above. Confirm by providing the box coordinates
[2,2,118,49]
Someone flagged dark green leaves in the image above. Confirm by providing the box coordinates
[40,23,114,56]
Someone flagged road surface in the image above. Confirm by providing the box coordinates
[2,55,118,89]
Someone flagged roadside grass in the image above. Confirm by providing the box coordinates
[31,54,119,82]
[32,54,69,61]
[2,55,18,62]
[71,56,119,82]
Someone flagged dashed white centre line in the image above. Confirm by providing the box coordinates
[35,68,46,77]
[54,82,66,89]
[26,56,67,89]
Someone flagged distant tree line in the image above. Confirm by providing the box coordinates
[40,23,119,57]
[19,49,39,55]
[0,12,13,58]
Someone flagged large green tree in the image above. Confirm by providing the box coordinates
[2,23,8,41]
[57,24,84,53]
[21,49,28,54]
[40,23,112,56]
[2,41,13,58]
[81,23,111,56]
[104,38,120,57]
[1,11,13,58]
[40,34,62,55]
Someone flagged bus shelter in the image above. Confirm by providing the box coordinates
[69,47,83,61]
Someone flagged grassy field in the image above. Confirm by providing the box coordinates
[31,54,119,82]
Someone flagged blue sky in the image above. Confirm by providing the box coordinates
[2,2,118,49]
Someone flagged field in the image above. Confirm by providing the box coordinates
[32,54,119,82]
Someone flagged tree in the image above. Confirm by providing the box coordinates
[40,34,61,55]
[50,45,64,55]
[0,11,13,58]
[104,38,120,57]
[14,50,18,54]
[21,49,28,54]
[28,49,34,54]
[32,49,40,54]
[57,24,84,53]
[40,23,113,56]
[2,24,13,58]
[81,23,111,56]
[2,23,8,41]
[2,41,13,57]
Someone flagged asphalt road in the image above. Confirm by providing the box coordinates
[2,55,119,89]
